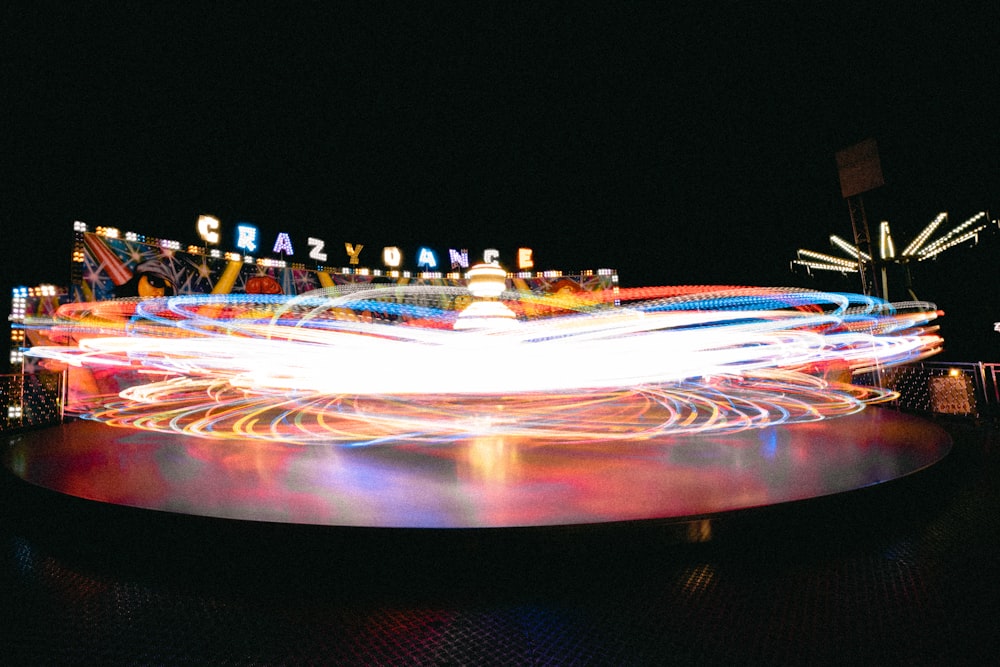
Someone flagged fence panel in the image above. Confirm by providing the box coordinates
[1,373,63,432]
[879,361,997,420]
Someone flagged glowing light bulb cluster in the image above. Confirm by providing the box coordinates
[879,221,896,260]
[797,249,859,271]
[901,213,946,257]
[830,235,871,262]
[795,210,991,275]
[25,285,943,446]
[916,212,988,260]
[9,288,28,365]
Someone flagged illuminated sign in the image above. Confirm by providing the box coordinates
[518,247,534,270]
[199,216,538,272]
[344,243,363,265]
[69,226,616,313]
[197,215,220,245]
[383,246,402,268]
[308,237,327,262]
[449,248,469,269]
[272,232,294,255]
[235,223,259,253]
[417,247,438,269]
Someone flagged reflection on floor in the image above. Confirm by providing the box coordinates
[2,416,997,664]
[4,409,950,527]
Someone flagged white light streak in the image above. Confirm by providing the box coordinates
[25,286,943,445]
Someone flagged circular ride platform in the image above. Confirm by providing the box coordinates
[3,408,950,529]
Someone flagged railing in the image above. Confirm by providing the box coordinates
[0,372,64,432]
[985,362,1000,406]
[864,361,1000,421]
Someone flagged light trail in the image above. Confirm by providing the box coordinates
[26,285,943,445]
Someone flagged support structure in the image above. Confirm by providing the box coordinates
[846,195,880,298]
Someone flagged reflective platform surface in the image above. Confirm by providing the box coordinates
[3,408,951,527]
[3,419,995,665]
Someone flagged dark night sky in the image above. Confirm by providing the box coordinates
[2,2,998,361]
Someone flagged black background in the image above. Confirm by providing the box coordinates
[3,2,998,364]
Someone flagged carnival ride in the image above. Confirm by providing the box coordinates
[25,280,942,447]
[792,211,994,301]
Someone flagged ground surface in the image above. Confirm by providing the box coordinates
[2,419,997,665]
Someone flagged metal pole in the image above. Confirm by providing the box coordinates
[847,195,880,298]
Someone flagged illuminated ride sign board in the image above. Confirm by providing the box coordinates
[197,215,536,271]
